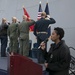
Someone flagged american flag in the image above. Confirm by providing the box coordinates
[45,2,51,37]
[37,1,42,20]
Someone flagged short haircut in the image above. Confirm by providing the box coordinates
[54,27,65,40]
[41,12,46,17]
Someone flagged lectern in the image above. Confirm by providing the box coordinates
[7,54,43,75]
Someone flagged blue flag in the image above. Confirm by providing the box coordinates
[45,3,51,37]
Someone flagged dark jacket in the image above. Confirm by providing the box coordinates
[34,18,56,36]
[0,23,8,36]
[42,40,71,75]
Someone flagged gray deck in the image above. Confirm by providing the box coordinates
[0,57,7,70]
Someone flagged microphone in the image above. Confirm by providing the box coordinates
[43,38,48,43]
[38,38,49,49]
[38,36,51,49]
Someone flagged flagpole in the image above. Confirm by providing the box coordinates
[47,0,48,3]
[39,1,41,4]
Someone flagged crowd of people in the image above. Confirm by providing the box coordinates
[0,15,35,57]
[0,12,71,75]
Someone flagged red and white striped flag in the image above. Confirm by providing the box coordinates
[37,1,42,20]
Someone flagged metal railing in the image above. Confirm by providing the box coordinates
[69,47,75,75]
[69,47,75,50]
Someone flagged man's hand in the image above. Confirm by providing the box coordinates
[44,63,48,68]
[47,15,51,18]
[45,15,51,20]
[40,42,46,50]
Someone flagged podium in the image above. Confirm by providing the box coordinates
[7,54,43,75]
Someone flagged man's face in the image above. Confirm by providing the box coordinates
[51,30,60,42]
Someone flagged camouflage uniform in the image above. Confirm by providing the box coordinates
[7,23,19,53]
[19,20,35,56]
